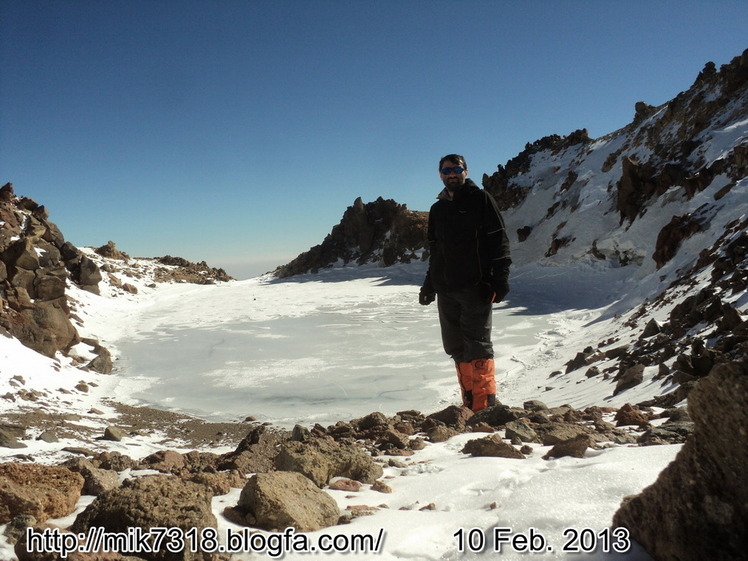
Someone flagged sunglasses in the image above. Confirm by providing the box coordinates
[440,166,465,175]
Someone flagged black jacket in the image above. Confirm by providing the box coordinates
[424,178,511,292]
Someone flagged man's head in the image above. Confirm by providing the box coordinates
[439,154,468,191]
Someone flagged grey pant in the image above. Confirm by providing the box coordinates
[437,285,494,363]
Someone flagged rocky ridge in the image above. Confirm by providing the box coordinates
[273,197,428,278]
[476,49,748,561]
[1,184,232,364]
[484,49,747,227]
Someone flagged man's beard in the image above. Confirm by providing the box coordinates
[443,177,465,189]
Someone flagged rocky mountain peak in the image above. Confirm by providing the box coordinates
[273,197,428,278]
[473,49,748,278]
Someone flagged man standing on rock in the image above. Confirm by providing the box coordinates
[419,154,511,412]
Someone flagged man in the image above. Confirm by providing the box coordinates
[419,154,511,412]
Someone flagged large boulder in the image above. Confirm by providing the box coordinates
[613,364,645,396]
[0,463,84,524]
[612,360,748,561]
[17,297,80,356]
[235,472,340,531]
[71,475,217,561]
[275,439,383,487]
[76,255,103,294]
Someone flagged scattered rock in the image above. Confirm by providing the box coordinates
[275,439,383,487]
[0,463,84,524]
[536,422,591,446]
[461,434,525,459]
[103,426,125,442]
[641,319,661,338]
[36,430,59,443]
[372,480,393,493]
[614,364,645,395]
[218,424,288,473]
[62,457,120,496]
[141,450,186,473]
[380,429,410,450]
[186,470,246,495]
[329,478,362,492]
[638,421,695,445]
[427,405,474,427]
[467,404,525,427]
[543,434,593,460]
[614,403,650,427]
[0,428,27,449]
[235,472,340,531]
[523,400,549,412]
[2,514,36,545]
[426,425,459,443]
[504,419,539,443]
[354,411,389,430]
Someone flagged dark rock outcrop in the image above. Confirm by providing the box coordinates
[613,360,748,561]
[0,183,88,356]
[482,129,592,211]
[1,183,233,358]
[273,197,428,278]
[153,255,233,284]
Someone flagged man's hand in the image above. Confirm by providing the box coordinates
[490,276,510,303]
[420,273,436,305]
[419,287,436,305]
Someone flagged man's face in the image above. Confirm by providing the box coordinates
[439,161,468,191]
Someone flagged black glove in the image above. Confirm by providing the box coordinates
[419,286,436,305]
[487,267,510,303]
[490,275,510,303]
[419,273,436,305]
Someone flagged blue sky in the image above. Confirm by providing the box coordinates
[1,1,746,278]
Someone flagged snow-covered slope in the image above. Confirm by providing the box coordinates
[492,51,747,295]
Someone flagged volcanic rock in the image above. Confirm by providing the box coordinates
[71,475,217,561]
[275,439,383,487]
[0,463,84,524]
[613,360,748,561]
[461,434,525,459]
[273,197,428,277]
[235,471,340,531]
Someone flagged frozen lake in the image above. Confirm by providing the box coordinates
[111,264,609,427]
